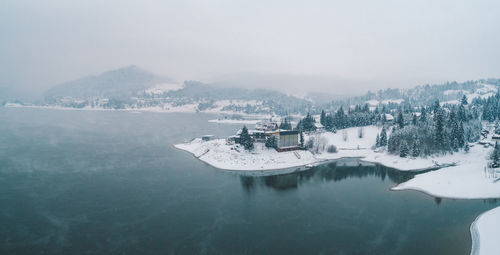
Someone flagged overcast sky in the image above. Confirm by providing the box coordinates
[1,0,500,95]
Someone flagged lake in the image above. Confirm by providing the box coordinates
[0,108,497,254]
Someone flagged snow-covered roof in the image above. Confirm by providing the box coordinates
[314,123,324,128]
[383,114,394,121]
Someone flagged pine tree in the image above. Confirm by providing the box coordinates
[411,141,420,157]
[464,143,470,153]
[491,142,500,164]
[461,95,468,105]
[433,100,441,115]
[379,128,388,147]
[452,138,459,152]
[458,105,467,122]
[245,136,254,150]
[375,133,380,147]
[301,113,317,131]
[399,140,409,157]
[279,118,292,130]
[300,131,304,149]
[412,114,418,126]
[239,126,254,150]
[458,121,465,147]
[419,106,427,122]
[265,136,277,149]
[320,110,326,126]
[434,109,445,151]
[397,110,404,128]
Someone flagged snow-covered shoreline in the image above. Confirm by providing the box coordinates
[470,206,500,255]
[174,126,469,172]
[2,102,275,117]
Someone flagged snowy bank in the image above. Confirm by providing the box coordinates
[392,145,500,199]
[470,206,500,255]
[174,138,318,171]
[174,126,463,172]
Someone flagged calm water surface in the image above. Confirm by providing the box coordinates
[0,108,498,254]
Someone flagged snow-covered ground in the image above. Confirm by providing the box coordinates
[174,125,470,172]
[174,139,317,170]
[144,83,184,95]
[392,144,500,199]
[470,206,500,255]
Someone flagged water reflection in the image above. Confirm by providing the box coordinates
[239,159,416,193]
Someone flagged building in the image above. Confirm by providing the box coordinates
[276,130,300,152]
[232,122,299,152]
[255,121,279,131]
[314,123,324,131]
[251,121,280,142]
[383,113,394,122]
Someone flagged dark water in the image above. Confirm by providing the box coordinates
[0,108,498,255]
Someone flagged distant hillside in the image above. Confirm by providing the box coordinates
[35,66,500,116]
[44,65,175,99]
[40,66,312,115]
[322,79,500,110]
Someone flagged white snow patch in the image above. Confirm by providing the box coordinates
[443,89,468,96]
[144,83,183,94]
[365,99,380,106]
[470,206,500,255]
[174,139,317,170]
[381,99,404,104]
[392,144,500,199]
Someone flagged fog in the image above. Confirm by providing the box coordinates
[1,0,500,96]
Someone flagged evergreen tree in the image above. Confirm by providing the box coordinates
[265,136,277,149]
[464,143,470,153]
[399,141,409,157]
[379,128,388,147]
[491,142,500,164]
[320,110,326,126]
[461,95,468,105]
[433,100,441,114]
[412,114,418,126]
[458,121,465,147]
[411,141,420,157]
[434,109,445,151]
[452,138,459,152]
[324,114,334,130]
[300,131,304,149]
[375,133,380,147]
[279,118,292,130]
[239,126,254,150]
[458,105,467,122]
[419,106,427,122]
[300,113,317,131]
[397,110,404,128]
